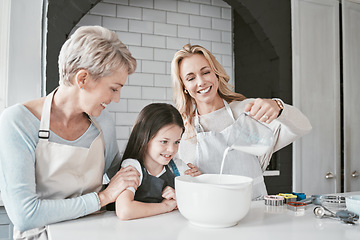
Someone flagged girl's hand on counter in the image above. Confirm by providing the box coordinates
[244,98,281,124]
[98,166,140,207]
[184,163,202,177]
[162,187,177,212]
[162,186,176,200]
[162,198,177,212]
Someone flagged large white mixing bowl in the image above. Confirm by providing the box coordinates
[175,174,253,228]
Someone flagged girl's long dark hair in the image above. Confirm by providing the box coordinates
[121,103,185,164]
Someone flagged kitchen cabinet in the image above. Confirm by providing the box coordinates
[292,0,360,194]
[342,0,360,192]
[0,206,13,240]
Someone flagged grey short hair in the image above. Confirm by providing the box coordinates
[58,25,137,85]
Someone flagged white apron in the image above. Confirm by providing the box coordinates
[14,90,105,240]
[194,100,267,200]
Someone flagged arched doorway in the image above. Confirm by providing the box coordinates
[46,0,292,194]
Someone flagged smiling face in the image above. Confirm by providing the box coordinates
[179,54,223,112]
[144,124,183,174]
[80,67,128,117]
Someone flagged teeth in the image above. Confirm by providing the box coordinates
[101,103,107,108]
[162,154,171,158]
[199,86,211,94]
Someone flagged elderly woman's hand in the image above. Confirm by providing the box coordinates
[244,98,282,124]
[98,166,140,207]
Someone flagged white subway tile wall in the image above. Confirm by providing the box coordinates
[77,0,233,152]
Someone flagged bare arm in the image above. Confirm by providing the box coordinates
[115,189,177,220]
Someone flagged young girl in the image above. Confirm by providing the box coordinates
[115,103,201,220]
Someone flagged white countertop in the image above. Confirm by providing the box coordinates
[48,194,360,240]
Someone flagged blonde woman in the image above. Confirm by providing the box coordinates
[171,44,312,199]
[0,26,139,239]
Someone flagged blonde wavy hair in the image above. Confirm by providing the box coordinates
[171,44,246,137]
[58,26,136,86]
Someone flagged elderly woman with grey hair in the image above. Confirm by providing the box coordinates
[0,26,139,239]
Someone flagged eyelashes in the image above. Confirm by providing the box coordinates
[186,71,211,81]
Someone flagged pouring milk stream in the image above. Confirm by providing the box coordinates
[219,113,274,181]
